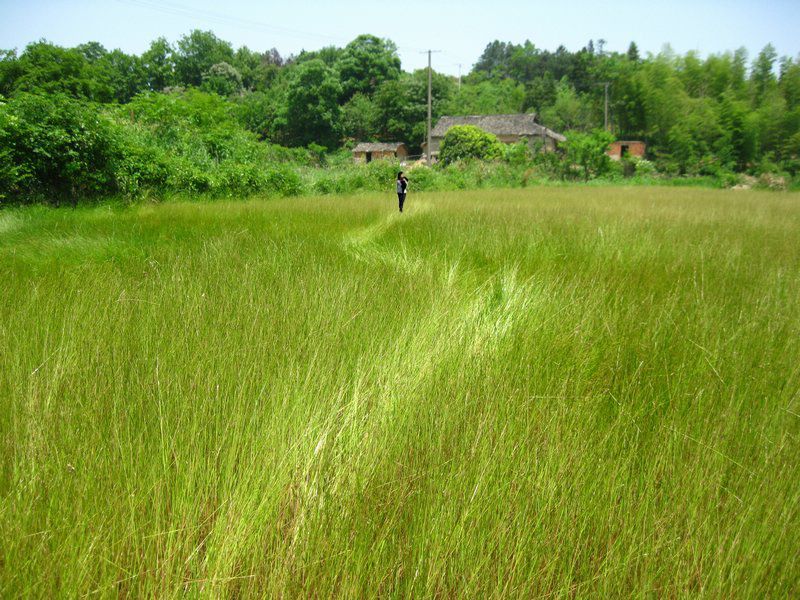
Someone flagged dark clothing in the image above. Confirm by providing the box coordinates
[396,176,408,212]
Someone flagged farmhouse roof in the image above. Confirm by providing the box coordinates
[352,142,407,153]
[432,114,566,142]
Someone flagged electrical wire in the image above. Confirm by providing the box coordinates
[115,0,427,53]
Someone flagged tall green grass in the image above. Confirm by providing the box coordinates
[1,187,799,597]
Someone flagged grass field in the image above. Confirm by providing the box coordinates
[1,187,799,597]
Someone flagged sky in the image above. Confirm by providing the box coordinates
[1,0,799,76]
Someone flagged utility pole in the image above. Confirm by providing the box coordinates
[456,63,462,90]
[422,50,441,165]
[428,50,432,165]
[603,81,610,131]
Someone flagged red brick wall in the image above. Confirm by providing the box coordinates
[607,141,646,160]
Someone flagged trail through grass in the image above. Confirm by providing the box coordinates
[1,187,799,597]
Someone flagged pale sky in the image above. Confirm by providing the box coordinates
[1,0,798,76]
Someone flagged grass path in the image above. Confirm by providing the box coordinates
[1,187,799,597]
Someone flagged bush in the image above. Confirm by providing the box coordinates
[200,62,243,97]
[562,129,615,181]
[0,92,122,203]
[632,157,656,176]
[504,140,533,166]
[263,165,304,196]
[439,125,504,164]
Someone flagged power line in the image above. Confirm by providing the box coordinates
[117,0,345,44]
[116,0,427,53]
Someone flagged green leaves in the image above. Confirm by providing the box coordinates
[174,30,234,88]
[200,62,243,97]
[439,125,504,164]
[337,35,401,101]
[285,59,342,149]
[562,129,615,180]
[0,92,119,202]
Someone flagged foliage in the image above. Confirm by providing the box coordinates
[631,156,656,176]
[174,30,234,87]
[2,29,800,202]
[200,62,243,96]
[340,93,379,141]
[0,92,121,202]
[336,35,401,100]
[0,89,320,203]
[562,129,615,180]
[233,90,285,140]
[503,140,533,166]
[372,79,415,145]
[284,59,342,149]
[439,125,504,164]
[443,78,525,115]
[141,37,175,91]
[539,79,594,132]
[6,41,103,100]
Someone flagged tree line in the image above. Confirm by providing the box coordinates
[1,30,798,202]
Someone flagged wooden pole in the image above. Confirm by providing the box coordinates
[427,50,432,165]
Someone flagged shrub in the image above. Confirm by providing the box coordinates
[0,92,121,203]
[263,165,304,196]
[562,129,615,181]
[439,125,504,164]
[504,140,533,166]
[404,165,439,191]
[200,62,243,97]
[632,157,656,176]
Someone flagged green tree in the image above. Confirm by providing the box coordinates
[201,62,243,96]
[474,41,515,78]
[636,52,688,150]
[373,79,414,144]
[0,49,22,97]
[402,69,456,147]
[752,88,787,159]
[780,57,800,109]
[752,44,778,106]
[234,91,286,140]
[141,37,175,91]
[608,55,647,139]
[539,79,593,132]
[439,124,504,164]
[77,41,108,63]
[11,41,98,99]
[174,30,234,87]
[341,93,379,141]
[523,73,556,114]
[443,79,525,115]
[336,35,401,100]
[626,41,640,63]
[562,129,614,180]
[679,51,706,98]
[295,45,342,67]
[284,59,341,148]
[232,46,261,90]
[95,49,146,103]
[717,90,755,170]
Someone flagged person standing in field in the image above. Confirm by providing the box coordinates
[396,171,409,213]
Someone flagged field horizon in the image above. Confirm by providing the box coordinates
[1,186,799,597]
